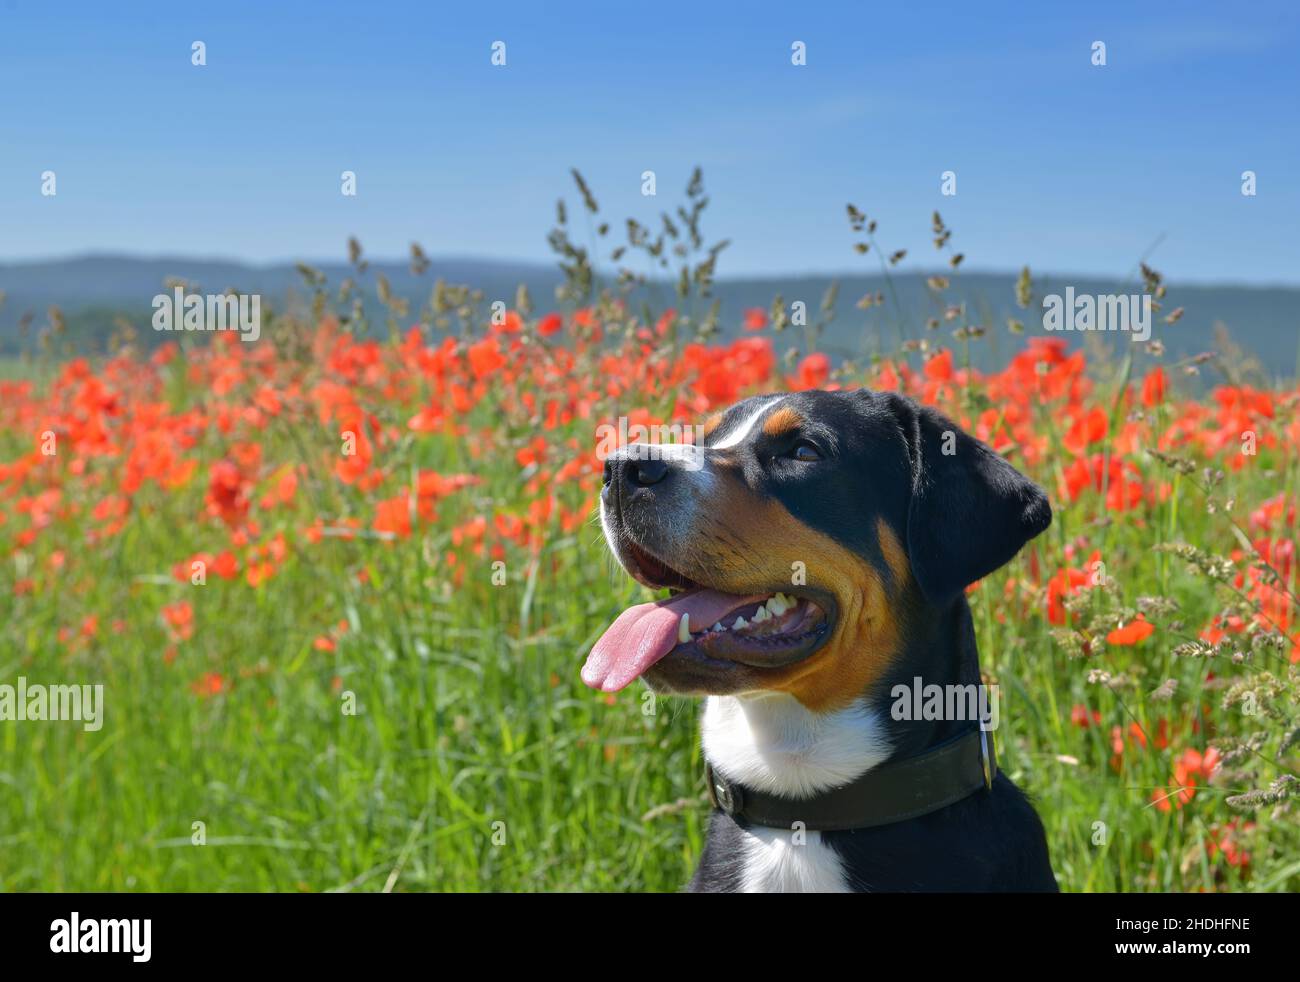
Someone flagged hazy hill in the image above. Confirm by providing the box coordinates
[2,255,1297,380]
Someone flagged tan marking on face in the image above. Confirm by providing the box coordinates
[701,413,725,440]
[664,475,910,713]
[762,519,903,712]
[761,406,804,439]
[876,517,911,586]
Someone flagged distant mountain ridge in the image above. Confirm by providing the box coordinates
[2,255,1297,379]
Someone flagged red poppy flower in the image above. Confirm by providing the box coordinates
[1107,616,1155,646]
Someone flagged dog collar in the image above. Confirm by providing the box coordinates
[704,726,997,832]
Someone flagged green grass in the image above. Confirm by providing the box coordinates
[1,329,1296,893]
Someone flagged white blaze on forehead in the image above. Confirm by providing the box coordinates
[624,441,700,460]
[623,441,705,470]
[710,396,783,451]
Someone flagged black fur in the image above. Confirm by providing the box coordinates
[694,772,1056,892]
[887,391,1053,607]
[687,389,1058,892]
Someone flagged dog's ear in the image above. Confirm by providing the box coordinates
[882,391,1051,607]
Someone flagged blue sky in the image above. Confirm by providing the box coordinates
[2,0,1298,283]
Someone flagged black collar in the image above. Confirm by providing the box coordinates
[705,726,996,832]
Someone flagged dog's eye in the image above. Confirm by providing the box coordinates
[788,442,822,462]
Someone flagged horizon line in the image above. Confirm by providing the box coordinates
[2,250,1299,292]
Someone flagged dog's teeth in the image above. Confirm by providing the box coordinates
[678,613,690,644]
[765,595,786,616]
[712,622,725,632]
[753,605,770,623]
[732,615,748,629]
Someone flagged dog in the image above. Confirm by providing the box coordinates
[582,388,1058,892]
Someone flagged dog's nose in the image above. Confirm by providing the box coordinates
[603,448,672,498]
[627,456,669,487]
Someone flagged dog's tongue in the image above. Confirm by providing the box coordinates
[581,589,766,693]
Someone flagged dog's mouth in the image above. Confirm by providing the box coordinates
[581,539,832,693]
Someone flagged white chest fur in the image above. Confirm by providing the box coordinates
[701,693,890,893]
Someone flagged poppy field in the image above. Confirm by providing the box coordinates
[1,229,1298,892]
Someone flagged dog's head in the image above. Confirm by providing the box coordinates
[581,389,1051,711]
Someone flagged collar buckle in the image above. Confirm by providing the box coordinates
[705,764,743,816]
[980,727,996,791]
